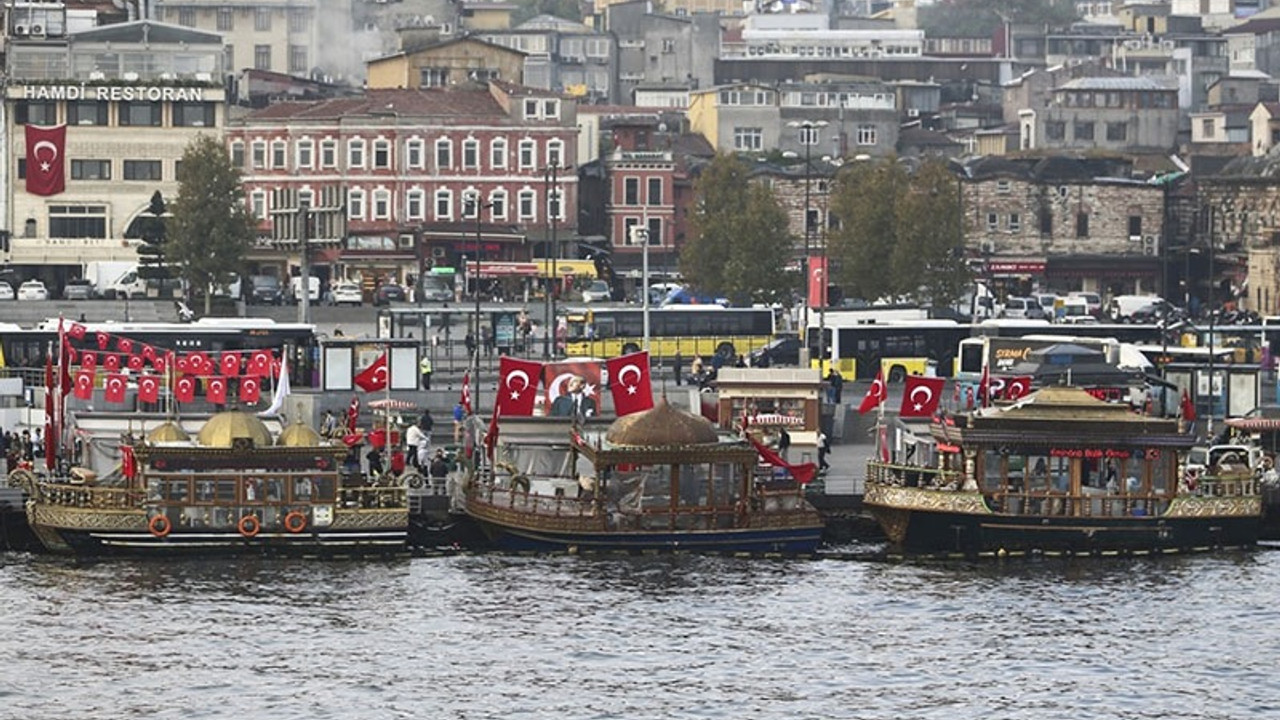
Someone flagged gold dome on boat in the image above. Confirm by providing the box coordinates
[146,420,190,444]
[196,411,273,449]
[605,397,719,447]
[277,418,323,447]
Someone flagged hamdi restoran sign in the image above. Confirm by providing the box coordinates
[21,84,207,102]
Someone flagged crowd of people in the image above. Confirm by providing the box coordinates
[1,428,41,474]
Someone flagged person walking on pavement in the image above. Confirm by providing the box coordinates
[419,353,433,390]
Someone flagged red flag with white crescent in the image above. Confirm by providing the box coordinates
[498,356,546,417]
[857,368,887,415]
[152,353,168,374]
[353,353,389,392]
[68,322,86,340]
[103,354,120,372]
[459,371,472,415]
[898,376,945,418]
[239,376,261,404]
[141,344,156,361]
[247,349,272,376]
[95,332,110,350]
[25,124,66,196]
[207,377,228,404]
[127,355,144,371]
[74,368,94,400]
[1003,376,1033,401]
[117,337,134,355]
[104,373,127,404]
[80,351,97,370]
[175,376,196,403]
[220,352,241,377]
[606,351,653,416]
[138,374,160,403]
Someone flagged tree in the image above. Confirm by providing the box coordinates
[682,153,793,305]
[135,190,169,283]
[827,159,909,303]
[919,0,1079,37]
[167,135,257,315]
[893,159,970,308]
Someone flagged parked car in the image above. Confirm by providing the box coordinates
[0,283,13,301]
[582,280,612,303]
[374,283,405,306]
[330,281,363,306]
[747,335,802,367]
[17,279,49,301]
[418,275,454,302]
[63,278,96,300]
[250,275,284,306]
[1068,291,1102,317]
[1002,297,1046,320]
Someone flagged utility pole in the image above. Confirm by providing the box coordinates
[298,199,311,324]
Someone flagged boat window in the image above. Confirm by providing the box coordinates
[196,480,215,501]
[265,479,283,502]
[1149,450,1168,493]
[165,480,190,502]
[312,476,336,501]
[243,478,261,503]
[1050,457,1070,492]
[1025,456,1049,493]
[678,464,709,505]
[982,450,1004,490]
[215,480,236,502]
[294,476,314,500]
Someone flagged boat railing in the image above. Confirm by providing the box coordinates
[475,481,598,519]
[866,460,965,489]
[33,481,143,510]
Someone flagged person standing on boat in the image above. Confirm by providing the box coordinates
[319,409,338,439]
[405,421,426,470]
[777,428,791,460]
[818,430,831,472]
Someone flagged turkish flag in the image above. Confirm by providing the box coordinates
[175,376,195,403]
[138,374,160,403]
[1181,389,1196,422]
[239,376,261,404]
[207,377,227,404]
[542,359,601,414]
[857,368,887,415]
[103,354,120,372]
[96,332,110,350]
[347,395,360,432]
[807,255,828,309]
[116,338,134,355]
[175,354,191,375]
[152,353,168,374]
[978,364,991,407]
[1004,376,1034,401]
[459,371,472,415]
[104,373,127,404]
[25,124,66,196]
[497,356,545,416]
[68,322,86,340]
[606,351,653,416]
[141,344,156,361]
[220,352,241,377]
[898,376,945,418]
[74,368,94,400]
[189,351,211,375]
[80,351,97,370]
[353,353,389,392]
[247,350,272,376]
[127,355,144,371]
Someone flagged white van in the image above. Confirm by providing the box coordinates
[1108,295,1162,321]
[290,276,320,303]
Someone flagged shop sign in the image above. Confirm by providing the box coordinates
[22,84,206,102]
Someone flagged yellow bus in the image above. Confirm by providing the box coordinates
[565,307,777,360]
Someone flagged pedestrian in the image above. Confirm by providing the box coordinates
[777,427,791,460]
[429,449,450,483]
[419,353,433,390]
[453,402,465,443]
[465,332,476,357]
[818,429,831,472]
[413,411,433,468]
[319,409,337,438]
[826,368,844,405]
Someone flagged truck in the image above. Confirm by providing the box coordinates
[84,261,136,298]
[102,264,147,299]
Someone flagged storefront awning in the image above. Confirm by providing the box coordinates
[465,261,538,278]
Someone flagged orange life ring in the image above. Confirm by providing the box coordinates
[238,514,261,538]
[284,511,308,534]
[148,514,171,538]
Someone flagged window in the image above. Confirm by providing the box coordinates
[1076,212,1089,238]
[406,189,425,220]
[255,8,272,31]
[462,138,479,169]
[856,125,877,145]
[546,139,564,168]
[230,141,245,168]
[15,101,57,125]
[348,138,366,169]
[1039,210,1052,235]
[995,180,1011,194]
[1008,213,1021,232]
[733,127,763,151]
[420,68,450,87]
[491,138,508,169]
[217,8,233,31]
[624,177,640,205]
[296,139,314,169]
[372,189,391,220]
[320,139,337,168]
[524,99,539,119]
[1074,121,1095,141]
[250,190,267,220]
[518,189,536,220]
[372,139,391,169]
[798,125,821,145]
[347,188,366,220]
[289,45,308,75]
[49,205,108,238]
[251,141,266,169]
[547,188,562,221]
[462,192,479,219]
[68,101,108,126]
[288,9,308,33]
[1045,121,1066,141]
[173,102,215,127]
[986,212,998,232]
[543,100,559,118]
[119,102,161,126]
[434,189,453,220]
[1201,118,1215,138]
[124,160,163,181]
[1128,215,1143,237]
[271,140,286,169]
[518,139,535,169]
[179,8,196,26]
[490,190,508,220]
[393,139,420,172]
[647,177,662,205]
[435,138,453,169]
[1106,122,1128,142]
[646,217,661,245]
[254,45,271,70]
[71,160,111,180]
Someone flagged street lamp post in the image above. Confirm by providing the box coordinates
[466,191,492,412]
[788,119,828,367]
[542,165,566,359]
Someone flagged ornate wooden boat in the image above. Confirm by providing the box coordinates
[463,400,824,554]
[864,386,1262,557]
[18,411,409,557]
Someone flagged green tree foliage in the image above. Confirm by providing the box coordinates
[135,190,169,282]
[682,153,794,305]
[919,0,1079,37]
[511,0,582,25]
[166,135,257,314]
[827,157,969,307]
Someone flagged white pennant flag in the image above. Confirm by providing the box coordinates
[258,353,291,417]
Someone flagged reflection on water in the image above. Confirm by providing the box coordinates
[3,549,1278,719]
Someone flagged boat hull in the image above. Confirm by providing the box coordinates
[474,520,824,555]
[865,484,1261,557]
